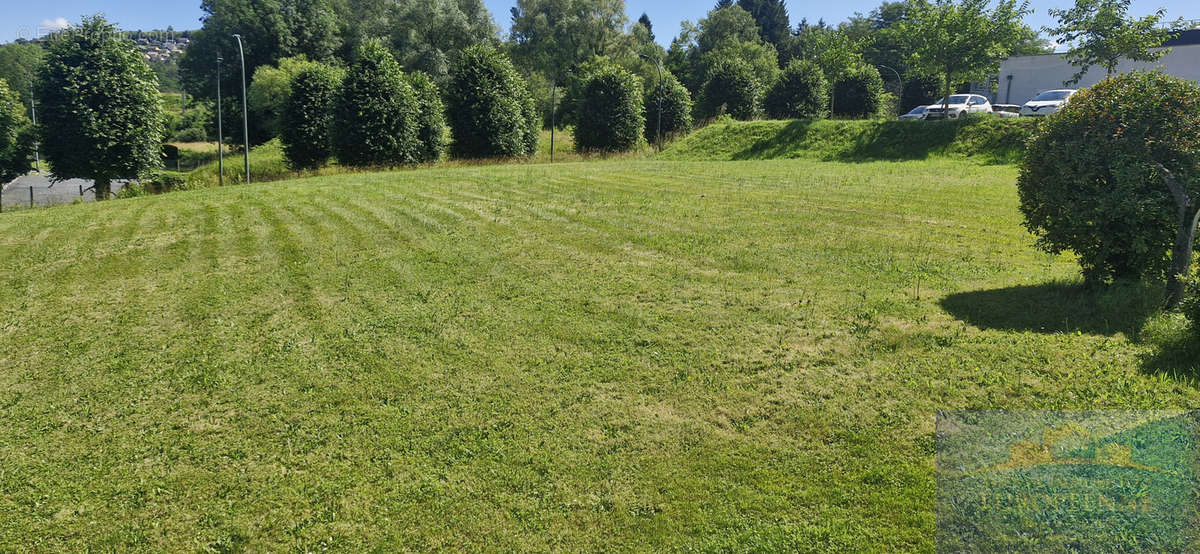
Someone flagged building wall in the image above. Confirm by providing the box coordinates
[996,45,1200,105]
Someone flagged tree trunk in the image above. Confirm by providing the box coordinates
[94,178,111,201]
[1159,163,1199,309]
[1165,206,1200,309]
[942,69,952,114]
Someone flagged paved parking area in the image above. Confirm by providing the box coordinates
[1,174,128,210]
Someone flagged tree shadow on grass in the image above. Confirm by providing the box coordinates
[939,280,1163,337]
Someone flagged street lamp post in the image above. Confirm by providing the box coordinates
[639,54,664,151]
[28,74,40,173]
[550,77,557,163]
[877,65,904,117]
[232,34,249,184]
[217,56,224,187]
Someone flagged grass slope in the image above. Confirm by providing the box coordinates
[0,159,1196,551]
[660,117,1039,164]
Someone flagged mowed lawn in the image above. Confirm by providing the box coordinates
[1,158,1197,551]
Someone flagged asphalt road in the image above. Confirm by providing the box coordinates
[1,174,128,210]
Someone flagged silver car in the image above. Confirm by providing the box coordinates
[1020,89,1076,117]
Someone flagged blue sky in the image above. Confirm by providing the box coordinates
[4,0,1195,46]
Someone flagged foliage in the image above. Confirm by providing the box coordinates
[1184,269,1200,335]
[736,0,790,45]
[180,0,340,102]
[1017,71,1200,284]
[508,0,628,78]
[781,22,865,83]
[35,15,165,200]
[332,41,421,167]
[0,78,34,184]
[643,72,694,143]
[118,171,190,198]
[698,40,780,92]
[832,64,885,118]
[1046,0,1171,85]
[407,71,448,163]
[446,43,538,159]
[636,13,655,42]
[0,43,44,107]
[281,63,343,170]
[383,0,499,85]
[667,5,766,92]
[167,100,214,142]
[899,0,1032,114]
[764,60,829,119]
[572,61,644,152]
[698,57,761,120]
[248,56,323,143]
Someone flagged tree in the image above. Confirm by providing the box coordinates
[637,13,655,42]
[35,16,165,200]
[0,79,34,185]
[736,0,790,46]
[831,64,884,118]
[644,72,694,142]
[1046,0,1171,85]
[698,57,761,120]
[249,56,323,143]
[1017,71,1200,308]
[332,41,421,167]
[899,0,1032,115]
[180,0,341,102]
[667,5,777,93]
[573,61,644,152]
[764,60,828,119]
[386,0,500,85]
[508,0,628,78]
[281,63,342,170]
[406,71,448,163]
[446,43,539,158]
[783,22,864,83]
[0,43,44,108]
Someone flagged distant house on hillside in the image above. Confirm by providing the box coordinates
[993,29,1200,105]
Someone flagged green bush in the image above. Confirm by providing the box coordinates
[763,60,828,120]
[172,127,208,143]
[282,63,342,170]
[698,58,761,121]
[831,65,884,119]
[573,62,644,152]
[446,43,538,159]
[406,71,447,163]
[1018,71,1200,284]
[643,72,693,144]
[332,41,421,167]
[1184,269,1200,335]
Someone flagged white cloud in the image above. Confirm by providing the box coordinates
[39,17,70,32]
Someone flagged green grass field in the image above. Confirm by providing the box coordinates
[1,155,1197,550]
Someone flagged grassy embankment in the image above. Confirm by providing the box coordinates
[2,150,1197,550]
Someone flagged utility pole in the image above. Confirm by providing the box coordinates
[28,74,40,173]
[233,34,249,184]
[217,56,224,187]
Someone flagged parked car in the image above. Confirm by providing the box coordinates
[992,104,1021,118]
[899,105,927,120]
[923,95,992,120]
[1020,89,1076,117]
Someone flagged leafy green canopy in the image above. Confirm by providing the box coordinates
[406,71,448,163]
[899,0,1032,112]
[1018,71,1200,285]
[35,15,165,199]
[332,41,421,167]
[1046,0,1171,85]
[445,43,538,159]
[0,78,34,185]
[832,65,885,118]
[573,61,645,152]
[698,57,762,120]
[644,71,694,143]
[281,63,342,170]
[764,60,829,119]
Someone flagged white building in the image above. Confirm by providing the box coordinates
[994,30,1200,105]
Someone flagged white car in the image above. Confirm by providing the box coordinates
[1020,89,1076,117]
[923,94,992,120]
[899,105,927,120]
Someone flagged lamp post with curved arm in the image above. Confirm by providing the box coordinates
[877,64,904,117]
[217,56,224,187]
[233,34,249,184]
[639,53,664,151]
